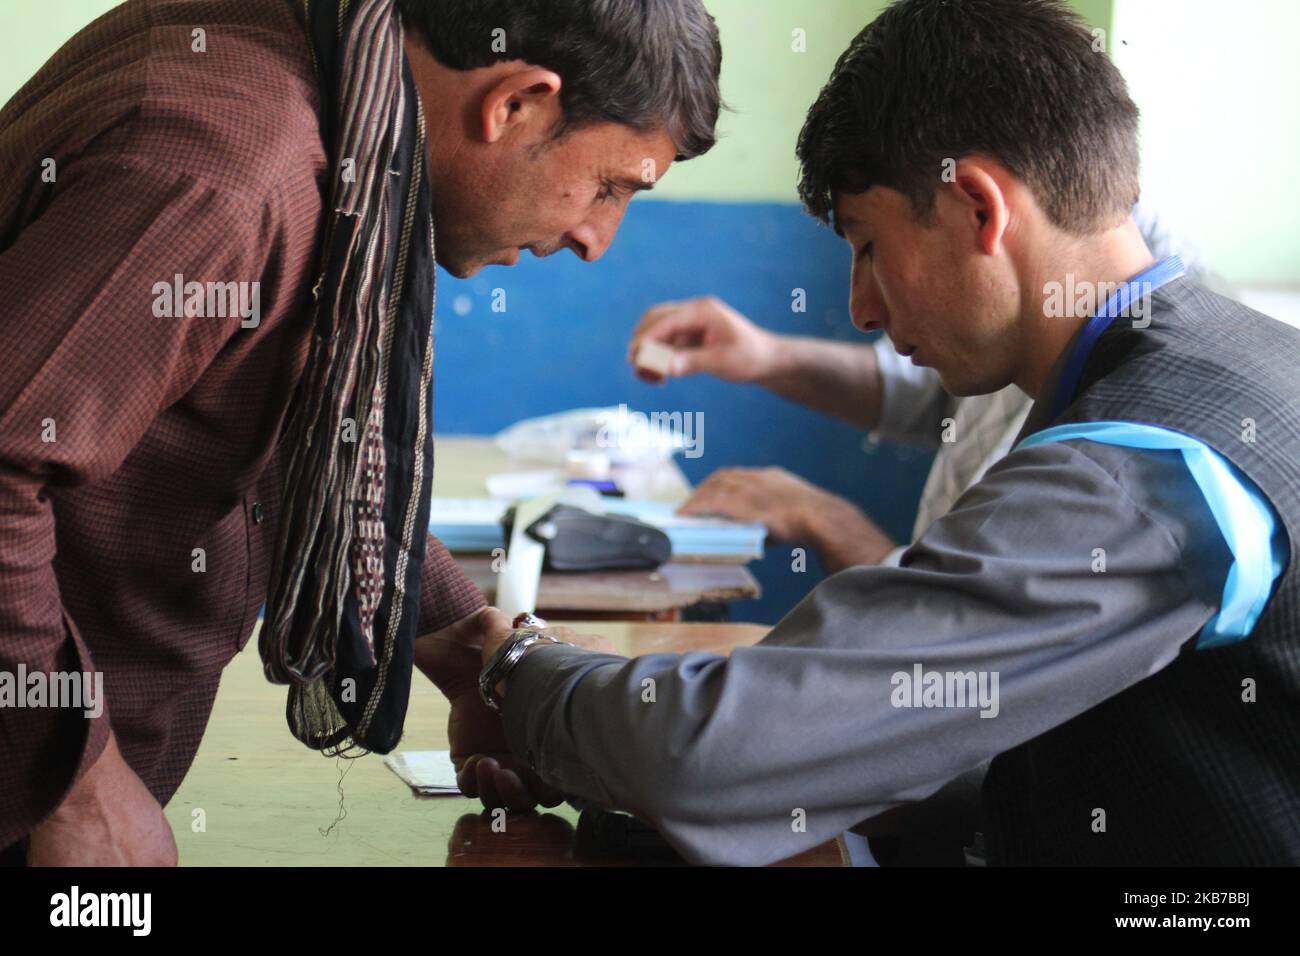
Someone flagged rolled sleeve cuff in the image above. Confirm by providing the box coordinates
[0,615,112,849]
[416,532,487,636]
[502,644,626,803]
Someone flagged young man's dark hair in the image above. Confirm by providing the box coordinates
[797,0,1139,233]
[396,0,723,161]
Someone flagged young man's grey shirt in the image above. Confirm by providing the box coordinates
[501,335,1234,866]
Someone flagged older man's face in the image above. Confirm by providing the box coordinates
[432,121,677,279]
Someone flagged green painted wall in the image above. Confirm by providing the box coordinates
[652,0,890,202]
[5,0,1295,287]
[1071,0,1115,33]
[655,0,1112,202]
[1111,0,1300,286]
[0,0,1113,205]
[0,0,121,104]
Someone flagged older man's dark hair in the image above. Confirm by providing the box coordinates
[397,0,723,161]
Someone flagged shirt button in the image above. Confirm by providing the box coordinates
[252,502,265,525]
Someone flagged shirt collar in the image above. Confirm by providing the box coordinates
[1013,258,1187,444]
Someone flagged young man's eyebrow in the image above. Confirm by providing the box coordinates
[832,215,859,238]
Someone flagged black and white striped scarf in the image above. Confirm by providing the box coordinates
[260,0,435,754]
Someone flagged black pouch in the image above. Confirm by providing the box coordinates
[501,504,672,572]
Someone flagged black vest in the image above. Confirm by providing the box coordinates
[982,277,1300,865]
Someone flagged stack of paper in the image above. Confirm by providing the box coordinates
[384,750,461,796]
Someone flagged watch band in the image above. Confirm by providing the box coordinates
[479,629,568,712]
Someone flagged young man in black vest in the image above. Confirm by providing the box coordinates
[463,0,1300,866]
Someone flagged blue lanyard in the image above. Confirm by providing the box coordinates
[1050,256,1187,419]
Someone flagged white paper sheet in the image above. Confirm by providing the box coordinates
[384,750,461,795]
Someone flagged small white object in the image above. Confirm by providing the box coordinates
[497,493,559,619]
[565,448,611,480]
[384,751,461,794]
[635,340,676,379]
[496,407,683,466]
[484,469,566,498]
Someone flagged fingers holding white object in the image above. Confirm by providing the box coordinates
[627,295,778,384]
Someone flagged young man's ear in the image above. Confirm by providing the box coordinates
[948,159,1012,256]
[480,68,563,144]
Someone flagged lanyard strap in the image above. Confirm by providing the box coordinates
[1051,256,1187,419]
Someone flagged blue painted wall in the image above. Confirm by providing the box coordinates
[433,200,934,624]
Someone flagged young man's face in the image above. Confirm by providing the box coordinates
[433,121,677,278]
[834,186,1021,397]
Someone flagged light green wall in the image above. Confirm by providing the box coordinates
[653,0,1113,203]
[1071,0,1115,33]
[0,0,122,105]
[5,0,1294,286]
[1111,0,1300,286]
[0,0,1110,205]
[651,0,890,203]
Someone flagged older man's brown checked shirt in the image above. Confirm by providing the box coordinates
[0,0,486,850]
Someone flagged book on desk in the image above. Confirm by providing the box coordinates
[429,496,766,562]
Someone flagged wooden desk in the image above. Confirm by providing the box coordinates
[167,621,845,866]
[456,556,761,621]
[433,435,761,620]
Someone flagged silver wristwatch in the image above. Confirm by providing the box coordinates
[479,629,568,712]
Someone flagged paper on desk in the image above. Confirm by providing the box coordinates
[484,469,566,499]
[384,750,461,795]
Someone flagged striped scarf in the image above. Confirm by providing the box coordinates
[260,0,436,754]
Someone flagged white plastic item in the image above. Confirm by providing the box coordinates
[565,449,612,480]
[634,340,676,379]
[495,407,684,466]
